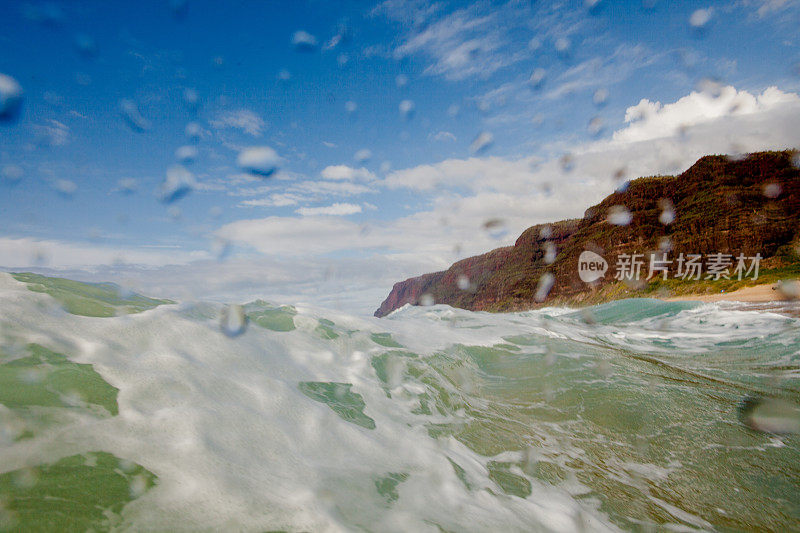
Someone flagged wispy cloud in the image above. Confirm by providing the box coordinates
[295,203,363,216]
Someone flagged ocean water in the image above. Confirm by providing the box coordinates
[0,272,798,532]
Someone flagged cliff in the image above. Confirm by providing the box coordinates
[375,150,800,317]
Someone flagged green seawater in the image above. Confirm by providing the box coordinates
[1,274,799,531]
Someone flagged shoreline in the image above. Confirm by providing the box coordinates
[661,283,785,303]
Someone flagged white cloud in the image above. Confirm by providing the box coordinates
[295,203,363,216]
[613,86,800,144]
[320,165,377,181]
[210,109,267,137]
[0,237,209,269]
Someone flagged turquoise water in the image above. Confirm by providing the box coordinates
[0,273,798,531]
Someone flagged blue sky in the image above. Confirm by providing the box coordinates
[1,0,800,312]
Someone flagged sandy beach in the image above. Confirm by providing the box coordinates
[664,283,786,303]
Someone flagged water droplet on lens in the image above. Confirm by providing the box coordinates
[54,179,77,197]
[0,74,24,122]
[2,165,23,183]
[689,8,712,28]
[559,153,575,172]
[220,304,247,337]
[607,205,631,226]
[354,149,372,163]
[696,77,723,98]
[119,99,151,131]
[185,121,202,142]
[158,165,195,203]
[129,474,149,498]
[292,30,318,51]
[447,104,460,117]
[483,218,507,239]
[457,275,471,291]
[345,101,357,113]
[395,74,408,88]
[535,272,555,302]
[593,88,608,106]
[277,69,291,81]
[470,131,493,154]
[237,146,281,177]
[658,198,675,225]
[775,279,800,300]
[588,116,604,135]
[738,395,800,434]
[528,68,546,89]
[543,242,557,264]
[763,182,782,199]
[74,33,97,57]
[175,145,198,164]
[419,293,434,306]
[399,99,415,119]
[183,88,199,112]
[554,38,570,56]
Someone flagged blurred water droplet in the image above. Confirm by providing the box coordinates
[689,8,712,28]
[399,99,415,119]
[167,206,182,220]
[658,236,672,253]
[354,149,372,163]
[528,68,546,89]
[0,74,24,122]
[763,182,782,199]
[535,272,555,302]
[345,101,357,114]
[185,121,202,142]
[1,165,23,184]
[543,242,557,264]
[12,468,38,489]
[607,205,632,226]
[277,69,291,81]
[588,116,604,135]
[658,198,675,225]
[220,304,247,337]
[395,74,408,88]
[419,293,434,306]
[581,308,597,325]
[237,146,281,177]
[336,53,349,67]
[539,225,552,239]
[470,131,493,154]
[560,153,575,172]
[696,77,723,98]
[119,99,151,131]
[775,279,800,300]
[158,165,195,203]
[457,275,471,291]
[544,346,556,366]
[292,30,318,51]
[593,88,608,106]
[183,88,199,112]
[74,33,97,57]
[482,218,507,239]
[738,395,800,434]
[209,206,222,218]
[54,179,77,197]
[595,359,613,377]
[129,474,150,498]
[447,104,460,117]
[554,38,570,57]
[211,237,231,261]
[116,178,138,194]
[175,145,198,164]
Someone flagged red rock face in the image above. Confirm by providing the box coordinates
[375,151,800,317]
